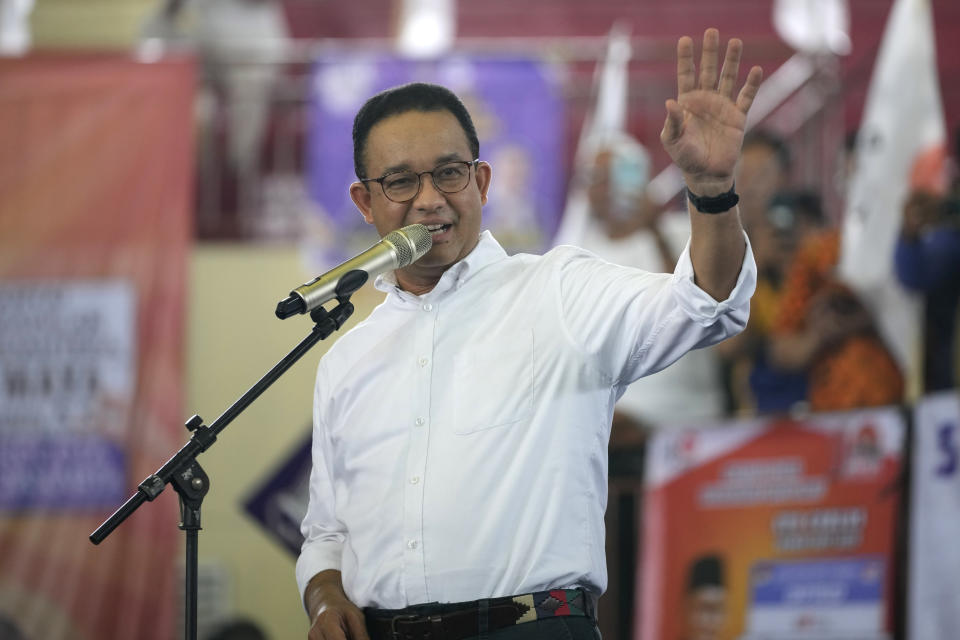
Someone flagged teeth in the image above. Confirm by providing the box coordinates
[426,224,446,232]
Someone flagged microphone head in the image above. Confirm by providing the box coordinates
[385,224,433,268]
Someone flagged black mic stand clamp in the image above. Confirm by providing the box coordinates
[91,273,367,640]
[172,423,211,640]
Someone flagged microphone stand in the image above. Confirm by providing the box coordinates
[90,274,367,640]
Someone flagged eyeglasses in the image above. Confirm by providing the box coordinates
[361,160,479,203]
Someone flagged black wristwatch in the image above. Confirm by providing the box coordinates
[686,183,740,214]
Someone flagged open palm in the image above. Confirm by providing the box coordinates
[661,29,763,194]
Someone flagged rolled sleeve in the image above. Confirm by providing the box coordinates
[555,233,756,386]
[670,231,756,331]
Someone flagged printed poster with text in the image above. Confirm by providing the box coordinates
[639,409,904,640]
[909,391,960,640]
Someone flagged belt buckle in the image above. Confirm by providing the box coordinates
[390,613,420,639]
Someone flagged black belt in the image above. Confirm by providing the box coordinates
[365,588,596,640]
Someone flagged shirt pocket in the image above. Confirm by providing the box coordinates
[452,329,534,434]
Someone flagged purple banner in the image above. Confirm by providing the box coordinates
[0,436,126,510]
[307,54,566,263]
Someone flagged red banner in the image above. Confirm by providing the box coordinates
[0,54,195,639]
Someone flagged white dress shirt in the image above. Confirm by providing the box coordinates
[574,213,725,426]
[296,230,756,609]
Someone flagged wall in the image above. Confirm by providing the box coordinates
[187,243,385,639]
[31,0,156,49]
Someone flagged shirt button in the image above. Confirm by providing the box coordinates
[407,539,419,550]
[422,303,433,312]
[415,417,425,427]
[418,357,429,367]
[409,476,420,484]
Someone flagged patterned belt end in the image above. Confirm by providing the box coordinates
[511,588,589,624]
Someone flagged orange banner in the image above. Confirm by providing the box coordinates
[0,54,195,639]
[639,410,904,640]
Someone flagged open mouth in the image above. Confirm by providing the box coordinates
[425,223,452,236]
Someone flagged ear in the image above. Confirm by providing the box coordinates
[350,181,375,225]
[475,161,492,205]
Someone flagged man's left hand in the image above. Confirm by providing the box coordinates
[661,28,763,196]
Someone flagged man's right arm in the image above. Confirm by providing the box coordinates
[302,363,365,639]
[304,569,370,640]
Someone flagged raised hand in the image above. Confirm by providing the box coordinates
[661,28,763,196]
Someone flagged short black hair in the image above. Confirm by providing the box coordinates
[352,82,480,180]
[743,129,792,174]
[687,554,725,592]
[203,618,267,640]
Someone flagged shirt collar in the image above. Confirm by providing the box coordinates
[374,230,507,299]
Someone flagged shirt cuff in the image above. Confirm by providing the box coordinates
[670,231,757,327]
[295,539,344,611]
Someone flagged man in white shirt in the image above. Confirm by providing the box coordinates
[298,29,762,640]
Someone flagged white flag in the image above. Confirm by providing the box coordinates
[837,0,946,390]
[772,0,851,55]
[553,23,633,246]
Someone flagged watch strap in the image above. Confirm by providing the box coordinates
[686,184,740,214]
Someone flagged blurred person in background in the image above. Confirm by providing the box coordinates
[141,0,291,225]
[727,125,903,414]
[766,215,904,412]
[204,617,269,640]
[735,130,792,236]
[570,134,725,442]
[715,130,795,414]
[894,128,960,392]
[721,190,828,414]
[0,614,27,640]
[296,29,763,640]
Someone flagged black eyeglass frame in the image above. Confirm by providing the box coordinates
[360,159,481,203]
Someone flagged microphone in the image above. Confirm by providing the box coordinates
[275,223,433,319]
